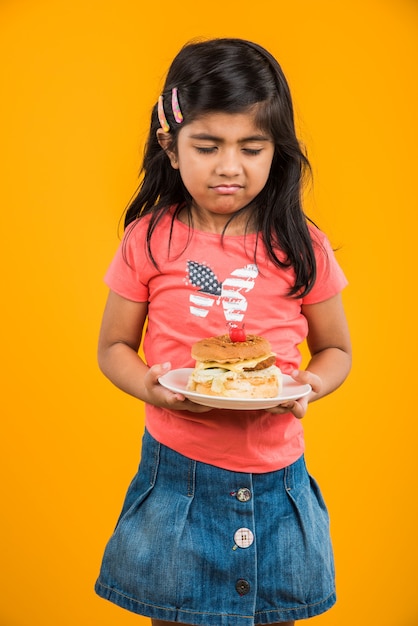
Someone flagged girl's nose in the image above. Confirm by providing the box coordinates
[214,150,243,176]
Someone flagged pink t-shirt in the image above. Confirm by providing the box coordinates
[105,209,347,472]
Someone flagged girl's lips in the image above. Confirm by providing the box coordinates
[211,185,242,194]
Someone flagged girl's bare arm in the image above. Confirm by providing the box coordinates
[98,290,211,412]
[269,293,351,417]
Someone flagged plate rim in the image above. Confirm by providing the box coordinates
[158,367,311,406]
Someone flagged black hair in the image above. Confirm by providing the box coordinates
[124,37,317,297]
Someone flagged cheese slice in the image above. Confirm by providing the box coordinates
[195,352,275,373]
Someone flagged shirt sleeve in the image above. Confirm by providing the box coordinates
[104,222,150,302]
[302,227,348,305]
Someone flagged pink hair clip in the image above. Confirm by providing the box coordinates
[171,87,183,124]
[158,95,170,132]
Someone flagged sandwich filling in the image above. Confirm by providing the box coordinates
[187,334,282,398]
[189,364,281,397]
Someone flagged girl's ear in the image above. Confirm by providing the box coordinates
[156,129,179,169]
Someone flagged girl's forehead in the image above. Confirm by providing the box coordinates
[181,110,270,140]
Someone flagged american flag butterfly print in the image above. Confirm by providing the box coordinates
[185,261,259,322]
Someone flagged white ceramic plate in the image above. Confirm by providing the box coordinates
[158,368,311,410]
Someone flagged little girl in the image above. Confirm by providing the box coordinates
[95,38,351,626]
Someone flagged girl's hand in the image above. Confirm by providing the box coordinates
[266,369,322,419]
[144,363,213,413]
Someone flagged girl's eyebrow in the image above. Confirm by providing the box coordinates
[189,133,271,143]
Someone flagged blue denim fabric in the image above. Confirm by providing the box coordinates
[95,429,336,625]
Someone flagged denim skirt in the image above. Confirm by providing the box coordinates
[95,429,336,625]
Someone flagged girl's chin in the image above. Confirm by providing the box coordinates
[193,199,250,215]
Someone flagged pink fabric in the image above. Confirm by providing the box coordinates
[104,209,347,472]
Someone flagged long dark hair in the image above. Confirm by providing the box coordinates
[124,38,317,297]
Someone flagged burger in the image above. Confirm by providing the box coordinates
[187,334,282,399]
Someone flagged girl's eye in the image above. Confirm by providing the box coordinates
[194,146,262,155]
[196,146,217,154]
[243,148,262,156]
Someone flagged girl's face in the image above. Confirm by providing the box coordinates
[161,110,275,232]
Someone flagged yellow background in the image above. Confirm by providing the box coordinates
[1,1,417,625]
